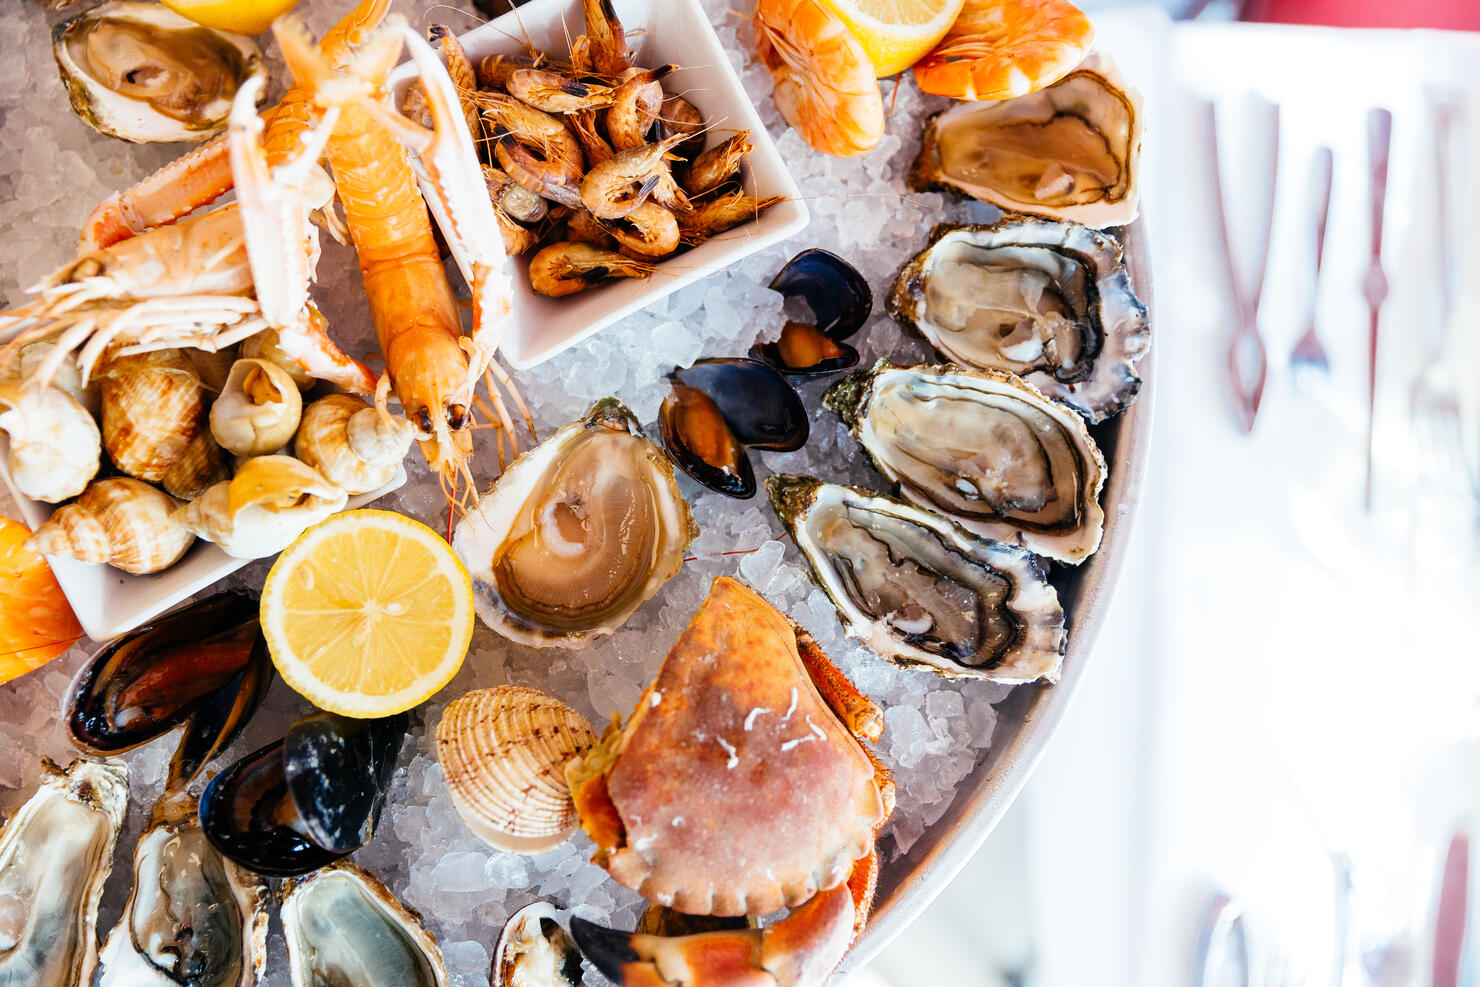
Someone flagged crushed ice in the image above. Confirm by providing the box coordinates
[0,1,1024,984]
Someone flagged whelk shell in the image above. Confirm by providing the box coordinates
[174,455,346,559]
[294,394,414,495]
[0,382,101,503]
[25,476,194,574]
[99,348,226,500]
[209,358,302,457]
[436,686,597,854]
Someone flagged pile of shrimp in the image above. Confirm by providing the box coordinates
[402,0,781,298]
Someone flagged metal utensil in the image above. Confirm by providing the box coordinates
[1408,94,1477,500]
[1205,99,1279,432]
[1290,146,1334,377]
[1362,107,1392,510]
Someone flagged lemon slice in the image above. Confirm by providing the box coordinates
[159,0,299,35]
[814,0,967,77]
[262,510,474,718]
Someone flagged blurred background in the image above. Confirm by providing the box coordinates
[847,2,1480,985]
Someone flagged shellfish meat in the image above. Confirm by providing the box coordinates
[25,476,194,574]
[491,902,585,987]
[452,399,696,648]
[825,363,1106,564]
[911,52,1143,228]
[888,217,1150,422]
[98,794,267,987]
[281,863,448,987]
[175,455,346,559]
[52,1,266,143]
[437,686,597,854]
[768,475,1066,683]
[0,758,129,986]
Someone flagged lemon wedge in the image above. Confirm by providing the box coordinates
[159,0,300,36]
[814,0,967,77]
[262,510,474,718]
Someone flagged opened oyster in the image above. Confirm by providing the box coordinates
[768,476,1066,683]
[0,758,129,986]
[452,399,696,648]
[889,218,1149,422]
[825,363,1106,564]
[98,794,267,987]
[53,1,265,143]
[492,902,584,987]
[911,52,1142,228]
[281,863,447,987]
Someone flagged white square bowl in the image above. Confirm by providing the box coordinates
[0,434,404,643]
[387,0,810,370]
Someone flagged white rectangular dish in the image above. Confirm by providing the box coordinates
[386,0,810,370]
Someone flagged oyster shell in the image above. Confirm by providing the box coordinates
[767,475,1066,683]
[25,476,194,574]
[825,363,1106,564]
[452,399,696,648]
[281,863,448,987]
[491,902,585,987]
[889,218,1150,422]
[911,52,1143,228]
[0,757,129,986]
[98,794,267,987]
[52,1,265,143]
[437,686,597,854]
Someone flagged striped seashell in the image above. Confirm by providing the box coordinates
[99,349,226,500]
[25,477,193,575]
[294,394,413,495]
[436,686,597,854]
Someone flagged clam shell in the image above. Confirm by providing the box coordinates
[100,349,226,499]
[25,477,193,574]
[294,394,413,495]
[436,686,597,854]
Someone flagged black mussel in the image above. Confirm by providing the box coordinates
[659,382,756,499]
[669,358,808,451]
[754,250,871,377]
[200,713,408,876]
[67,591,272,792]
[749,321,861,378]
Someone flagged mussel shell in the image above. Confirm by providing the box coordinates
[67,591,270,791]
[199,739,343,878]
[658,383,756,499]
[767,248,872,340]
[283,712,408,854]
[667,358,808,451]
[748,331,861,379]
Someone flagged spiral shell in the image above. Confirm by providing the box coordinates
[210,358,303,457]
[241,328,314,392]
[25,477,193,574]
[174,455,346,559]
[295,395,414,495]
[436,686,597,854]
[99,349,225,500]
[0,383,101,503]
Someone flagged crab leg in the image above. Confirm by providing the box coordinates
[794,628,883,743]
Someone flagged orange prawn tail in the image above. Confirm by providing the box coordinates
[276,15,475,491]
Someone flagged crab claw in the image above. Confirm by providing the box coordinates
[570,883,856,987]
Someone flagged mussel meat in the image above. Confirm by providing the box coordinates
[767,475,1066,682]
[750,249,870,377]
[67,591,271,792]
[825,362,1107,564]
[199,712,407,877]
[451,399,696,648]
[281,863,448,987]
[888,218,1150,422]
[0,758,129,986]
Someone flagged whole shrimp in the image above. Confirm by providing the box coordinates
[681,190,786,242]
[753,0,884,157]
[581,0,634,75]
[682,132,753,197]
[528,243,653,297]
[581,133,689,219]
[506,69,616,115]
[608,65,674,151]
[480,93,586,208]
[602,202,680,258]
[274,16,530,482]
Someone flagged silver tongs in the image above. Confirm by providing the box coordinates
[1363,107,1393,510]
[1205,99,1280,432]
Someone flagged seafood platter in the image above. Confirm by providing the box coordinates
[0,0,1151,983]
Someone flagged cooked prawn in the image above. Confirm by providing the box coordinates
[912,0,1094,101]
[480,92,586,206]
[608,64,673,150]
[567,208,619,250]
[753,0,884,157]
[507,68,616,114]
[570,110,615,166]
[682,131,752,197]
[602,201,680,257]
[680,190,785,241]
[581,132,688,219]
[581,0,633,75]
[528,242,653,296]
[658,94,706,158]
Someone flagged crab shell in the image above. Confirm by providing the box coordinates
[566,576,890,917]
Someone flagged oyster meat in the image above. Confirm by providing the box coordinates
[452,399,696,648]
[281,863,447,987]
[889,218,1150,422]
[825,363,1107,564]
[768,475,1066,683]
[98,795,267,987]
[0,758,129,987]
[491,902,584,987]
[53,1,265,143]
[911,52,1143,228]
